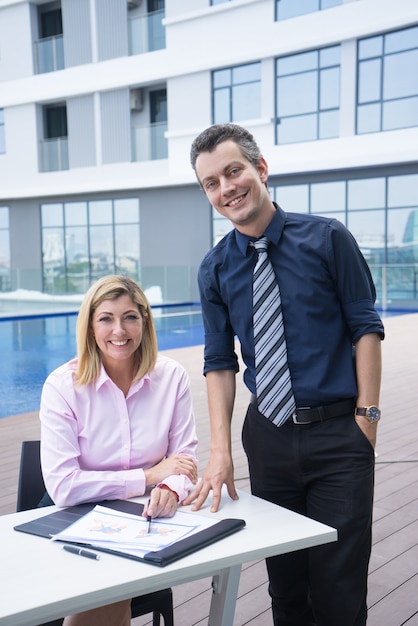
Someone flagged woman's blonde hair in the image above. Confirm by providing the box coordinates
[75,275,158,385]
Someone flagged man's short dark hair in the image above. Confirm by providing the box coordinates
[190,123,263,173]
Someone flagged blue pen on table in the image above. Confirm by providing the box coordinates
[63,545,100,560]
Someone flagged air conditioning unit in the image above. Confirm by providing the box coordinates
[130,88,144,112]
[127,0,141,8]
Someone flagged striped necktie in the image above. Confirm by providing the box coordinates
[250,237,296,426]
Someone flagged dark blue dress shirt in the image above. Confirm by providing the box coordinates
[198,204,384,407]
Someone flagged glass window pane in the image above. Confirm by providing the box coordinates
[387,208,417,247]
[42,203,63,227]
[232,83,261,120]
[65,226,88,265]
[65,227,90,293]
[278,72,318,116]
[275,185,309,213]
[385,26,418,54]
[358,59,381,103]
[320,67,339,109]
[278,114,317,144]
[115,224,140,277]
[348,178,385,210]
[0,206,9,228]
[43,229,65,265]
[89,200,112,225]
[321,0,341,8]
[358,36,383,60]
[388,174,418,207]
[357,103,381,134]
[319,109,338,138]
[277,51,317,76]
[0,229,10,258]
[114,198,140,223]
[213,69,231,88]
[214,88,230,123]
[89,225,114,278]
[320,45,340,67]
[64,202,87,226]
[277,0,318,20]
[383,96,418,131]
[348,210,385,262]
[383,50,418,99]
[232,62,260,83]
[0,124,5,153]
[311,181,345,213]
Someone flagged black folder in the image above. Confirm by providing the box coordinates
[14,499,245,567]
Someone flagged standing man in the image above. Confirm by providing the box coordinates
[185,123,384,626]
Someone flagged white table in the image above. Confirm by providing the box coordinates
[0,489,337,626]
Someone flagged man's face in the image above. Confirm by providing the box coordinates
[195,140,270,231]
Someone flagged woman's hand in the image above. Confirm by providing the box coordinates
[143,485,179,518]
[144,454,198,487]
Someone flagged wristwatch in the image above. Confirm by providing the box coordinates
[355,406,381,423]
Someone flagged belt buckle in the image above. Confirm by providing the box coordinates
[292,407,312,425]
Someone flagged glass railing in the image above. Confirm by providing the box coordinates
[0,266,198,316]
[2,265,418,314]
[128,9,166,55]
[35,35,64,74]
[131,122,168,161]
[40,137,69,172]
[370,264,418,312]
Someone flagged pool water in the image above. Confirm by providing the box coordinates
[0,310,204,418]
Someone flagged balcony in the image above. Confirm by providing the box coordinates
[40,137,69,172]
[128,9,165,55]
[131,122,168,161]
[35,35,64,74]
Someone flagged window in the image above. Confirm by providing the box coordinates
[276,46,340,144]
[35,4,64,73]
[0,110,5,154]
[357,25,418,134]
[41,198,140,294]
[276,0,341,21]
[147,0,165,52]
[0,206,11,291]
[211,0,232,4]
[41,104,68,171]
[131,88,168,161]
[213,62,261,124]
[129,0,165,54]
[150,89,168,159]
[270,173,418,305]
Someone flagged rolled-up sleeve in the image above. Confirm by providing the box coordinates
[198,261,239,375]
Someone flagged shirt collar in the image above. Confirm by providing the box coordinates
[235,202,286,255]
[95,363,150,392]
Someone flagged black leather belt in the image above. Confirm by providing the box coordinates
[250,396,355,424]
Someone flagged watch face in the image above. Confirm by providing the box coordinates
[366,406,381,422]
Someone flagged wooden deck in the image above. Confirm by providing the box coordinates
[1,312,417,625]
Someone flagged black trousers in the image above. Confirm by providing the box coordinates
[242,403,375,626]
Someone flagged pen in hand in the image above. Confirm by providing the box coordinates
[63,545,100,560]
[146,498,152,534]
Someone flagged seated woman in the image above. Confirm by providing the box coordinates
[40,275,198,626]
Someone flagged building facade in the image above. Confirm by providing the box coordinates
[0,0,417,309]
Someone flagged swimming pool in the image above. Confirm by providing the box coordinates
[0,306,204,418]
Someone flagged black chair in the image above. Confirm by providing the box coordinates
[16,440,174,626]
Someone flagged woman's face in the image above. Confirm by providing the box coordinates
[91,294,144,370]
